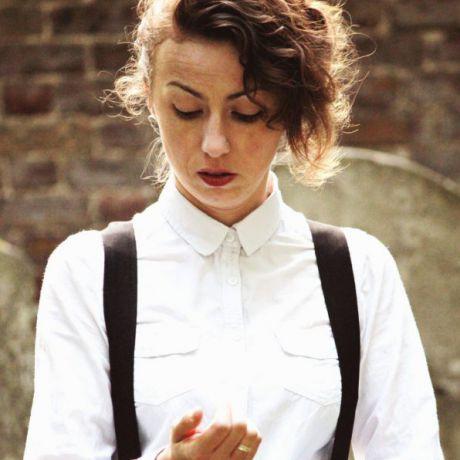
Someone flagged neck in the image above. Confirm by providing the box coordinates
[174,172,274,227]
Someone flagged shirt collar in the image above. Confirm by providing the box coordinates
[157,170,283,257]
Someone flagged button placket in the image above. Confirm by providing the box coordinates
[225,232,236,243]
[221,231,245,346]
[227,276,239,286]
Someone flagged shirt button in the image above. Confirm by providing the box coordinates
[227,276,239,285]
[226,233,235,243]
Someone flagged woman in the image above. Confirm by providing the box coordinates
[24,1,444,459]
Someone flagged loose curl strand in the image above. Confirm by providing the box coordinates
[101,0,362,189]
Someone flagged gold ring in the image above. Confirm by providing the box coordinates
[237,444,251,453]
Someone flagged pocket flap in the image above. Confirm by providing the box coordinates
[135,323,201,357]
[274,323,338,359]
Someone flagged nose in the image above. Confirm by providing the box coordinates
[201,114,230,158]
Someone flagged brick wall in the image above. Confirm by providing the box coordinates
[0,0,459,300]
[345,0,460,177]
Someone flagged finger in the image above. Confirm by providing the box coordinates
[231,420,262,460]
[171,408,203,444]
[193,401,233,452]
[212,420,247,457]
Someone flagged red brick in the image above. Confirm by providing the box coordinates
[391,1,460,29]
[354,75,402,109]
[25,235,62,266]
[2,194,88,229]
[0,44,85,76]
[53,78,113,116]
[51,4,107,35]
[98,120,151,149]
[344,0,387,28]
[51,0,137,35]
[96,190,154,222]
[3,83,54,115]
[424,30,460,64]
[66,157,145,190]
[0,120,92,157]
[0,7,42,40]
[354,32,424,68]
[93,43,130,71]
[11,158,58,189]
[343,112,412,146]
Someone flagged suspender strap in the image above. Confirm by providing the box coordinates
[101,221,141,460]
[308,219,360,460]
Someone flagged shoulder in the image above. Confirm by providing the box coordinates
[44,229,104,289]
[342,226,391,257]
[341,226,409,337]
[38,230,106,327]
[36,229,115,347]
[48,229,103,263]
[342,226,397,287]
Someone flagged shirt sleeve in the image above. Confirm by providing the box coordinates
[347,229,445,459]
[23,230,117,460]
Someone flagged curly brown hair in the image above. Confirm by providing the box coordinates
[102,0,362,188]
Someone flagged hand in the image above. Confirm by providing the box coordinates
[159,403,262,460]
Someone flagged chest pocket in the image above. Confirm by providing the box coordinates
[134,322,202,406]
[274,323,342,406]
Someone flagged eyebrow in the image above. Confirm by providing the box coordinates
[166,80,248,100]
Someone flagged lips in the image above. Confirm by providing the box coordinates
[198,169,235,176]
[197,170,237,186]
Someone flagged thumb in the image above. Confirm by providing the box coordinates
[171,408,203,443]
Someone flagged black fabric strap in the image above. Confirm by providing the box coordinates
[308,219,360,460]
[101,221,141,460]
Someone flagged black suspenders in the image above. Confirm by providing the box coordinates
[101,219,360,460]
[102,221,141,460]
[308,219,360,459]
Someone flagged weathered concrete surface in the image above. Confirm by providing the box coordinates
[275,147,460,459]
[0,240,36,460]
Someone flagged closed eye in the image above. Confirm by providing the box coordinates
[173,106,264,123]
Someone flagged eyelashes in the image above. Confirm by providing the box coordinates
[172,106,264,123]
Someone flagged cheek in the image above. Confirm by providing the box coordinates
[239,128,282,163]
[160,119,195,161]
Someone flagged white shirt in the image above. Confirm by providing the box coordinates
[24,170,444,460]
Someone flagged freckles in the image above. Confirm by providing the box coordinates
[242,128,277,156]
[239,125,264,147]
[173,128,199,159]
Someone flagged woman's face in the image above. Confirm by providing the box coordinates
[148,37,285,226]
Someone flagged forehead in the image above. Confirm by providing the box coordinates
[154,37,243,84]
[152,37,274,102]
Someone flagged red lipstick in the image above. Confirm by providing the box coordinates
[197,169,237,187]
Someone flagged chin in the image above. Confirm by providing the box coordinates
[196,187,243,206]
